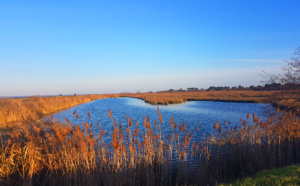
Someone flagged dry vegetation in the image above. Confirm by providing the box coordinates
[121,90,275,104]
[121,90,300,114]
[270,90,300,112]
[0,94,119,128]
[0,108,299,185]
[0,90,299,185]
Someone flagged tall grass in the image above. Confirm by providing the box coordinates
[121,90,300,114]
[0,94,119,128]
[120,90,277,105]
[0,107,299,185]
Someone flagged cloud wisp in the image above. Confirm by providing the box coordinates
[224,59,284,63]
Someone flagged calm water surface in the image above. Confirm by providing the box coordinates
[46,98,276,142]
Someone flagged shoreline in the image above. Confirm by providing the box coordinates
[122,96,268,105]
[120,90,299,114]
[0,94,119,128]
[1,90,299,128]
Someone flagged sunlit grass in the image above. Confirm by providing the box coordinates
[0,94,118,128]
[0,107,299,185]
[223,164,300,186]
[0,89,299,185]
[121,90,300,114]
[121,90,277,105]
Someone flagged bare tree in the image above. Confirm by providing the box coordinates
[260,47,299,115]
[261,47,300,86]
[281,47,300,84]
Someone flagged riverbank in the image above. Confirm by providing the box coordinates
[120,90,275,104]
[121,90,300,114]
[1,89,299,129]
[0,94,119,128]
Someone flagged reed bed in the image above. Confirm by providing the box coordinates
[0,107,299,185]
[121,90,300,114]
[0,94,119,128]
[120,90,277,105]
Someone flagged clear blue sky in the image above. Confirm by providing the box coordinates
[1,0,299,96]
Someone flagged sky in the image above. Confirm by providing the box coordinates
[0,0,299,97]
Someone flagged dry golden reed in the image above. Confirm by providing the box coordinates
[120,90,300,114]
[0,96,300,185]
[0,94,119,127]
[1,108,298,181]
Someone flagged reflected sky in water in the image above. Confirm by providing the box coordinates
[46,98,276,142]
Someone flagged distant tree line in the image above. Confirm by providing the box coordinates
[163,82,300,93]
[206,83,300,91]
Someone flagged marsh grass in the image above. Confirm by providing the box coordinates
[0,107,299,185]
[121,90,300,115]
[0,94,119,128]
[120,90,277,105]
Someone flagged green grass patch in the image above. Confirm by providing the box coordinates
[223,164,300,186]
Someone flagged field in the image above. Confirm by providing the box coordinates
[0,90,299,185]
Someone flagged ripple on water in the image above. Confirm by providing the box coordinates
[45,97,276,142]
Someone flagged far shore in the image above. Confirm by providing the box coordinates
[121,90,299,113]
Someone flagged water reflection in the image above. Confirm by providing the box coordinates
[45,97,276,142]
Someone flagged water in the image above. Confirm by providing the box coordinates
[45,97,276,143]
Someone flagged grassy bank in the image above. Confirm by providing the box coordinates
[121,90,300,114]
[0,108,299,185]
[225,164,300,185]
[0,94,119,128]
[121,90,274,105]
